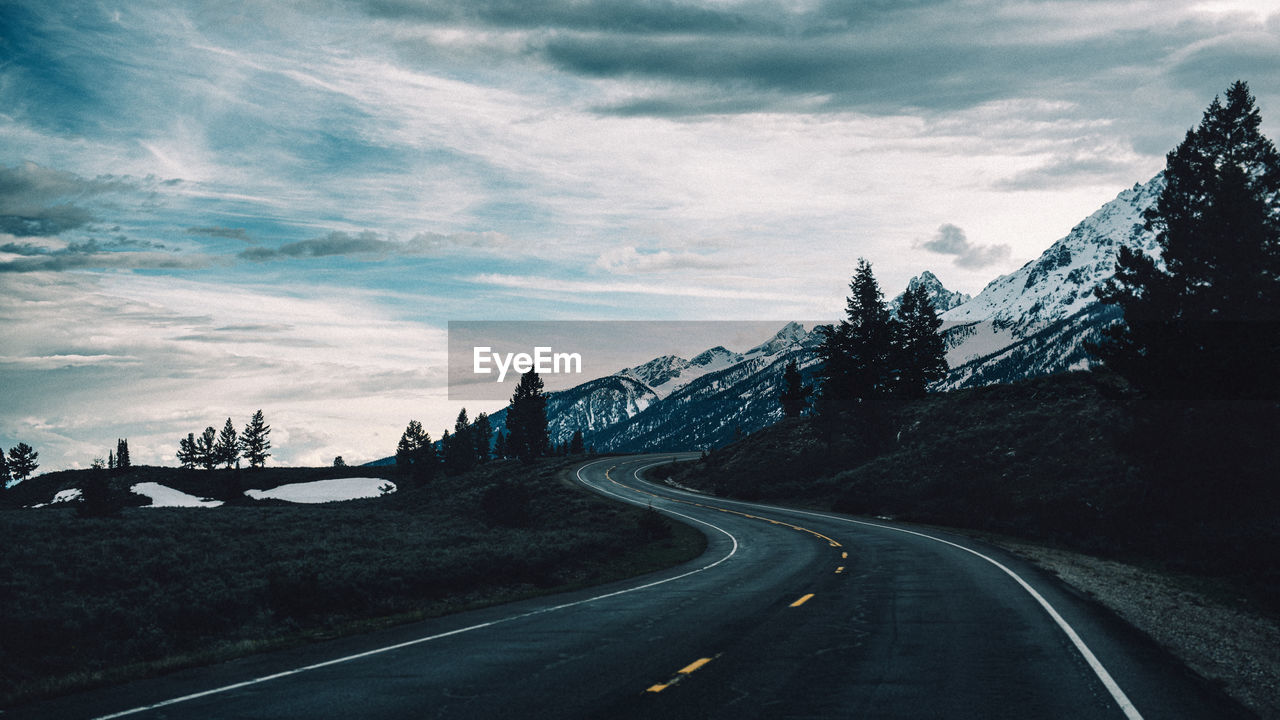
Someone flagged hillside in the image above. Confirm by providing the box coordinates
[0,459,705,708]
[665,370,1279,609]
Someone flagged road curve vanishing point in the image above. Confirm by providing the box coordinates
[13,455,1252,720]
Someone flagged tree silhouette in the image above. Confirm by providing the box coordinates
[506,370,549,463]
[215,418,239,468]
[240,410,272,468]
[8,443,39,482]
[177,433,198,468]
[396,419,436,486]
[196,427,218,470]
[473,412,493,464]
[1096,80,1280,399]
[570,429,585,455]
[818,259,897,415]
[779,359,812,417]
[115,438,131,470]
[893,285,948,396]
[0,448,10,489]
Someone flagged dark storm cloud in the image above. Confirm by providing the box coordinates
[356,0,1201,118]
[543,31,1169,116]
[919,224,1011,269]
[356,0,776,35]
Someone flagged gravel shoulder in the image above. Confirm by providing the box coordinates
[980,536,1280,719]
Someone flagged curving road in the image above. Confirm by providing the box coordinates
[12,455,1251,719]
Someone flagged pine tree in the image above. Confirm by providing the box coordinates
[115,438,131,470]
[447,408,475,475]
[493,429,509,460]
[779,359,812,417]
[1096,80,1280,399]
[473,412,493,464]
[893,285,948,397]
[333,456,346,467]
[818,259,898,414]
[0,448,10,489]
[215,418,239,469]
[7,443,38,482]
[506,370,549,463]
[239,410,272,469]
[108,450,116,471]
[395,419,436,486]
[569,429,585,455]
[177,433,198,468]
[196,427,218,470]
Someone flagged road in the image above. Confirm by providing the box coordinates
[11,455,1252,719]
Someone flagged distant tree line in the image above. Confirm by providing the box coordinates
[177,410,271,470]
[394,368,593,486]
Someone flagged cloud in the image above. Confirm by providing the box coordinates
[0,234,196,273]
[0,162,136,237]
[0,251,215,274]
[993,149,1144,190]
[187,226,251,241]
[918,224,1012,269]
[239,230,513,261]
[594,245,728,273]
[467,272,813,302]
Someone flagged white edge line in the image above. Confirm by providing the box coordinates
[89,458,739,720]
[629,468,1145,720]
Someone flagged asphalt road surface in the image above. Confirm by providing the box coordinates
[11,455,1253,719]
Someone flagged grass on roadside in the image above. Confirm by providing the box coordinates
[0,457,705,709]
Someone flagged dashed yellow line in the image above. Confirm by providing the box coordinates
[835,566,845,574]
[646,655,717,693]
[789,593,815,608]
[678,657,713,675]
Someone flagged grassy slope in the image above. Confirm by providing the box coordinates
[0,457,705,708]
[667,370,1278,607]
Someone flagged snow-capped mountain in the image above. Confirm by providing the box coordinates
[485,374,658,448]
[890,271,971,316]
[618,345,745,399]
[368,175,1166,462]
[937,174,1164,387]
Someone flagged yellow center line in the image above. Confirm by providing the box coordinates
[842,551,848,559]
[678,657,714,674]
[789,593,815,608]
[646,655,718,693]
[835,566,845,574]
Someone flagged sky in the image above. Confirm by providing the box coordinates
[3,0,1279,471]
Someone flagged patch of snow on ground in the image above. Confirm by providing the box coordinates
[246,477,395,504]
[131,482,223,508]
[30,488,83,508]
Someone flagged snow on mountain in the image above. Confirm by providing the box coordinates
[744,320,813,357]
[939,174,1164,377]
[890,271,971,316]
[486,374,659,448]
[616,326,812,400]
